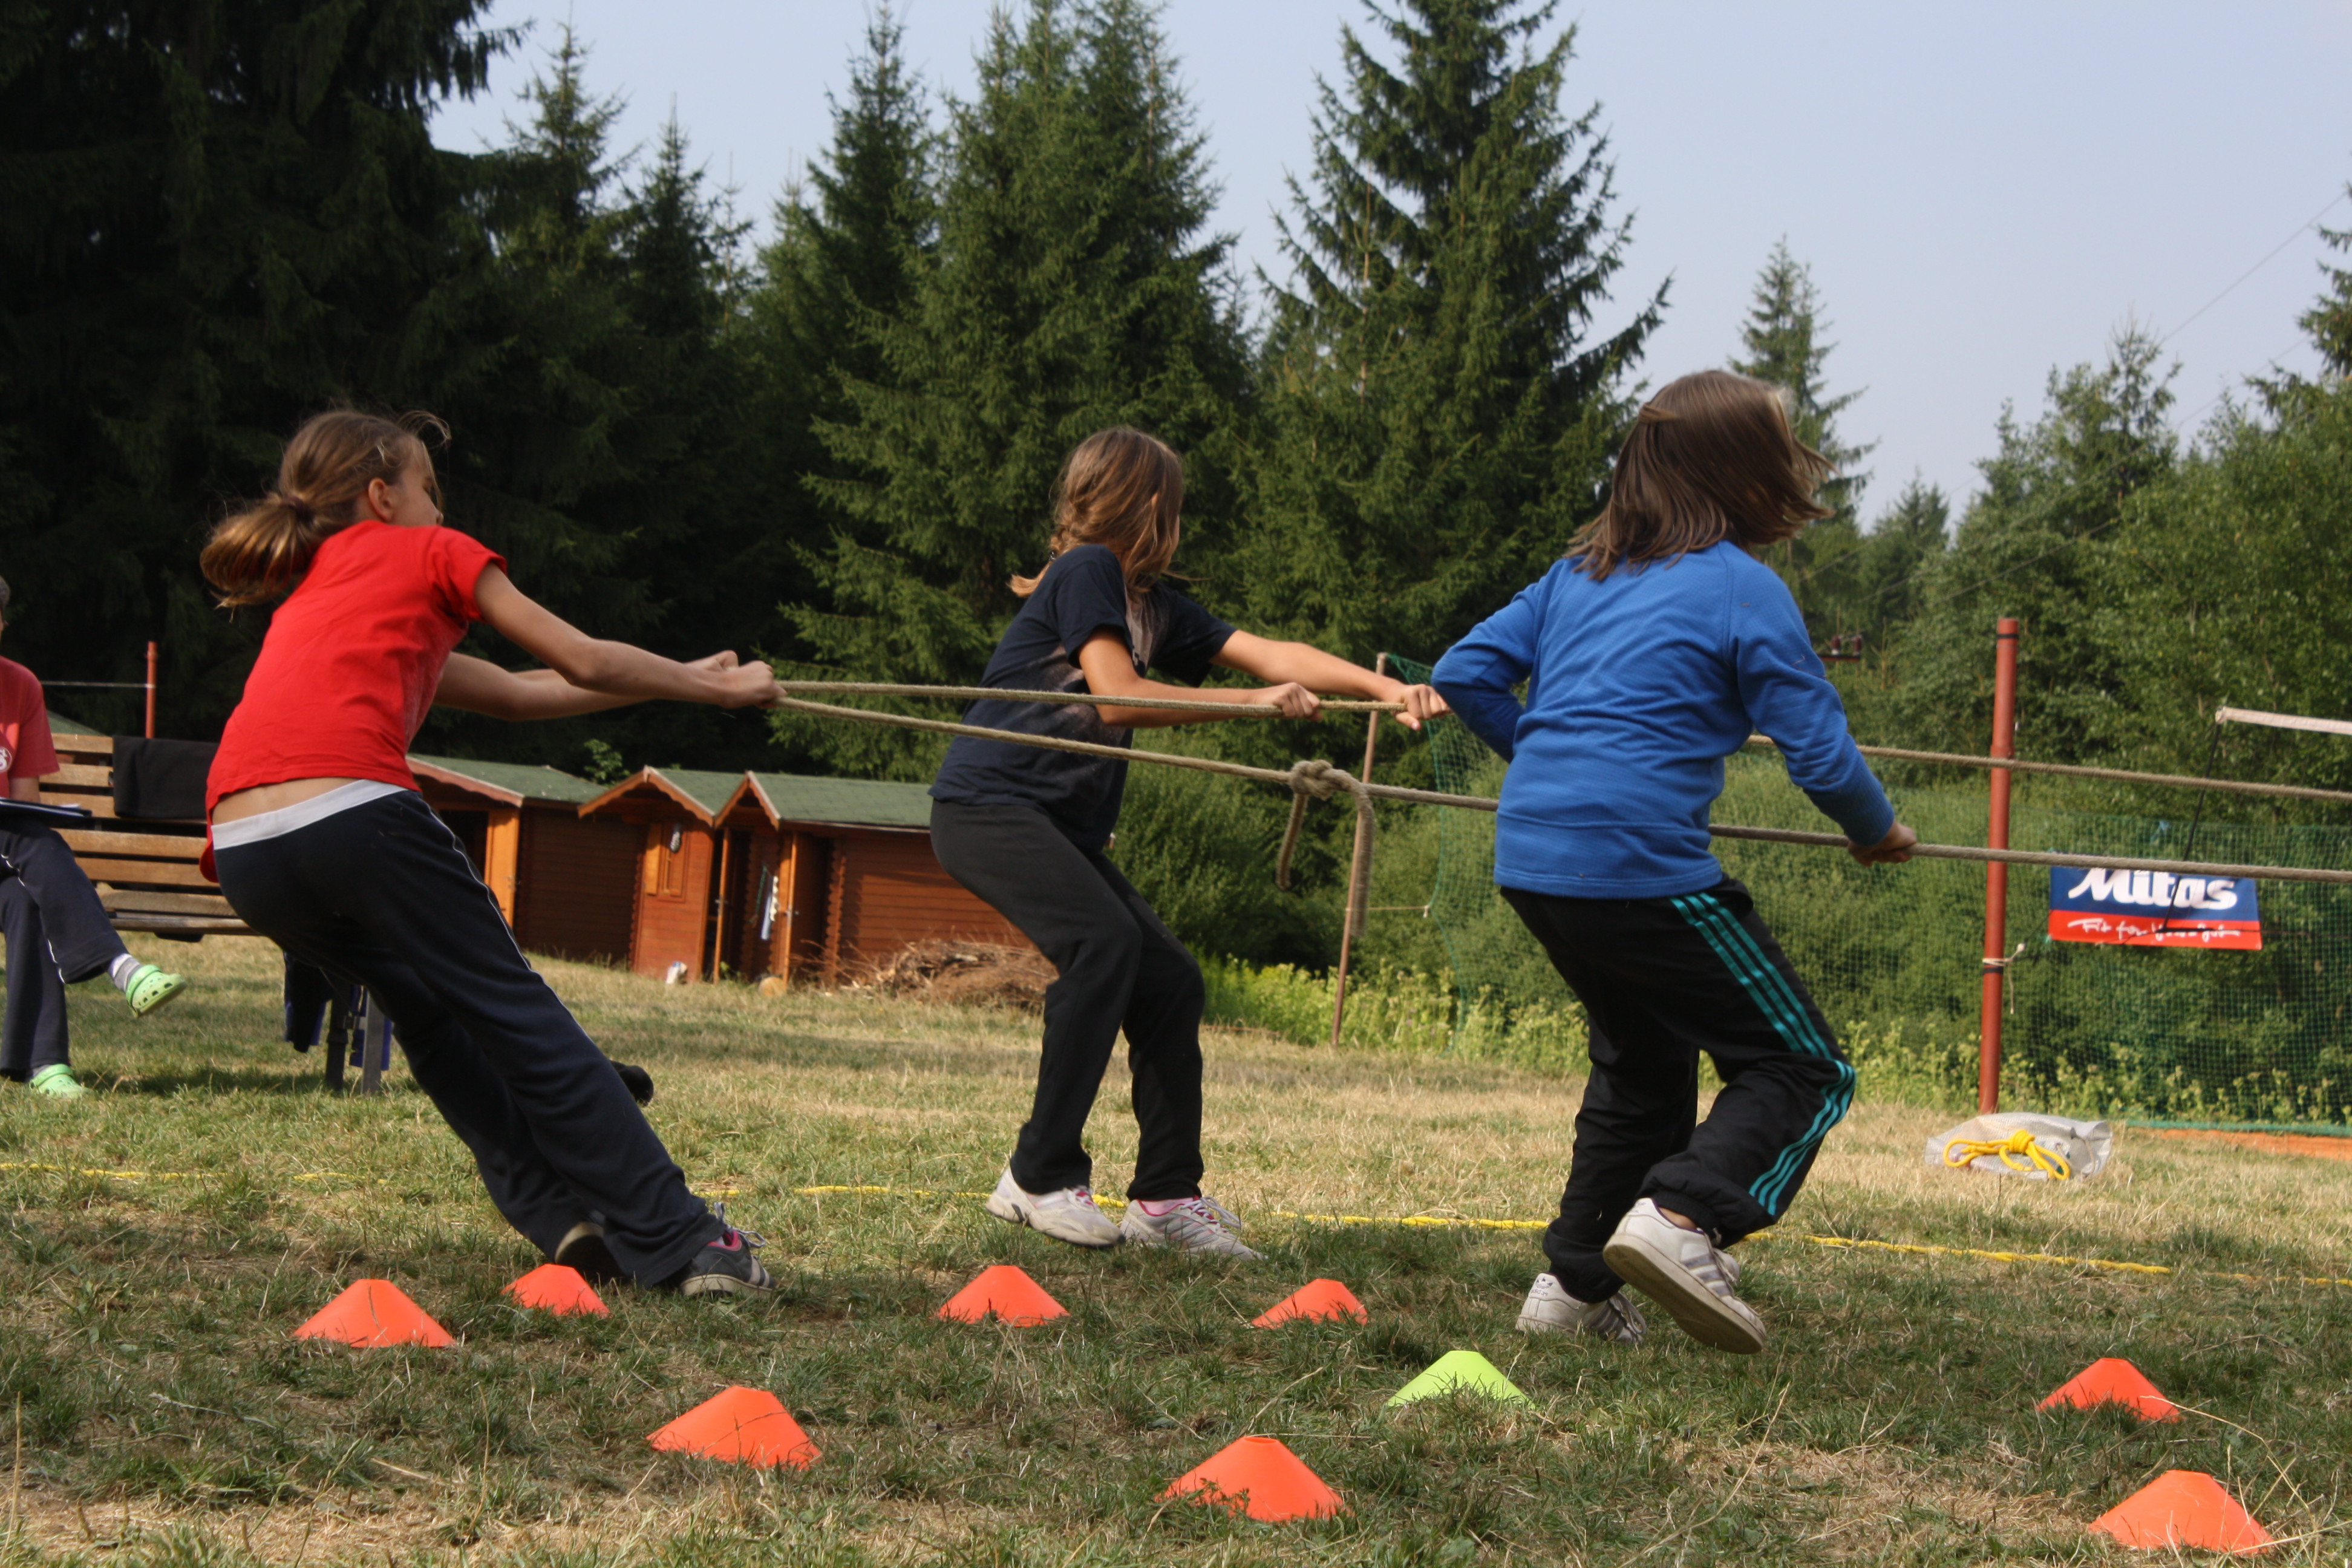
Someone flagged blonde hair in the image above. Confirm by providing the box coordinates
[201,410,446,606]
[1010,428,1184,598]
[1569,370,1832,581]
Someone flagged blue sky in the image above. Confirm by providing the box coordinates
[431,1,2352,521]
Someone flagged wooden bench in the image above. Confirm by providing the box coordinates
[42,733,252,938]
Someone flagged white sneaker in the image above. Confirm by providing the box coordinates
[1516,1272,1645,1342]
[1118,1194,1264,1260]
[984,1168,1122,1249]
[1600,1198,1765,1354]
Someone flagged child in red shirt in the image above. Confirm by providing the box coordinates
[0,576,189,1099]
[202,410,784,1296]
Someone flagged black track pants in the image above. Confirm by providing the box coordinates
[929,800,1207,1201]
[0,881,68,1078]
[214,791,721,1282]
[0,820,130,1080]
[1502,879,1855,1303]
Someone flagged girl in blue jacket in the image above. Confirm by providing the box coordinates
[1432,370,1916,1354]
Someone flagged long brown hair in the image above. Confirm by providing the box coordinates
[1010,428,1184,598]
[1569,370,1832,581]
[201,410,447,606]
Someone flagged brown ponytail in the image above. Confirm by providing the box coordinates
[202,410,448,606]
[1011,428,1184,598]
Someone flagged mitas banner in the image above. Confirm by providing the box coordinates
[2047,866,2263,950]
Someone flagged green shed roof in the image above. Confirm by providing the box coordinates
[748,771,931,830]
[661,768,746,816]
[409,753,604,806]
[48,712,99,736]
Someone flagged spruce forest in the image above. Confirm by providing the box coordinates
[8,0,2352,976]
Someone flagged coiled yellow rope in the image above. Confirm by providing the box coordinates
[1942,1128,2073,1180]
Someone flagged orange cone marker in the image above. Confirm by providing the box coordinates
[936,1264,1067,1326]
[293,1279,454,1348]
[2039,1357,2180,1422]
[2089,1469,2272,1553]
[647,1385,819,1469]
[505,1263,609,1316]
[1161,1435,1346,1522]
[1252,1279,1368,1328]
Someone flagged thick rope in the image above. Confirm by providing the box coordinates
[781,681,1399,715]
[789,682,2352,805]
[773,694,2352,887]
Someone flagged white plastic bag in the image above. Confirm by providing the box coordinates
[1926,1113,2112,1181]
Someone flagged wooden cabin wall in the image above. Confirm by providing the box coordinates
[822,829,1032,978]
[514,811,638,962]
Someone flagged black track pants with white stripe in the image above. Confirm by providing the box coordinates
[1501,878,1855,1304]
[215,791,721,1283]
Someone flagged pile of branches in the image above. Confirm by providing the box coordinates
[860,940,1055,1011]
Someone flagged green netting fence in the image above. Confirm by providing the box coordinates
[1384,653,2352,1131]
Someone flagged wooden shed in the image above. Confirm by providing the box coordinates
[713,771,1033,986]
[574,767,743,981]
[407,755,636,964]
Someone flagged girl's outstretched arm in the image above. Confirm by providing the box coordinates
[1074,630,1445,730]
[472,569,783,709]
[1211,631,1446,730]
[434,651,746,722]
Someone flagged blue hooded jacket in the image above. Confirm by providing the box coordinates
[1431,541,1894,899]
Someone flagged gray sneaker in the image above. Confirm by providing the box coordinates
[1118,1194,1264,1260]
[1516,1272,1645,1342]
[1600,1198,1764,1354]
[985,1168,1122,1249]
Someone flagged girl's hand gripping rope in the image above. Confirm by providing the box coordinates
[1381,680,1448,731]
[1847,820,1919,867]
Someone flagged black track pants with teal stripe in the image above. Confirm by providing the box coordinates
[1501,878,1855,1302]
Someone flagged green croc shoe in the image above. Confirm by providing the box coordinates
[27,1063,85,1099]
[125,964,188,1019]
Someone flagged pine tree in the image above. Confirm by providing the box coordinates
[780,0,1249,776]
[1233,0,1658,668]
[1728,240,1876,639]
[754,6,935,444]
[418,44,787,771]
[2301,187,2352,377]
[419,24,644,651]
[743,4,934,709]
[1882,328,2175,759]
[0,0,500,736]
[1849,476,1949,633]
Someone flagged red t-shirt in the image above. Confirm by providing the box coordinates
[0,658,60,793]
[207,520,506,811]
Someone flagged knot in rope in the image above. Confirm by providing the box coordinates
[1943,1129,2073,1180]
[1284,757,1352,801]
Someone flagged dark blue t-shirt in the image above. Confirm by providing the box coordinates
[930,544,1235,846]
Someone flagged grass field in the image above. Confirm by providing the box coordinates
[6,938,2352,1565]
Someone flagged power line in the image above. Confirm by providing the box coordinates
[1788,188,2345,613]
[2155,191,2348,352]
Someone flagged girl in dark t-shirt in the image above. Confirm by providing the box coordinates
[930,427,1445,1257]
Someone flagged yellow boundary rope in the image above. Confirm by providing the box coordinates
[15,1165,2352,1290]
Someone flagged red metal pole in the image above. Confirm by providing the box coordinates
[1978,617,2020,1112]
[143,641,156,739]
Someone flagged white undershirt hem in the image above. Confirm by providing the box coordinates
[211,779,410,849]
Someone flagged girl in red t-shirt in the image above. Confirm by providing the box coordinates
[203,410,783,1296]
